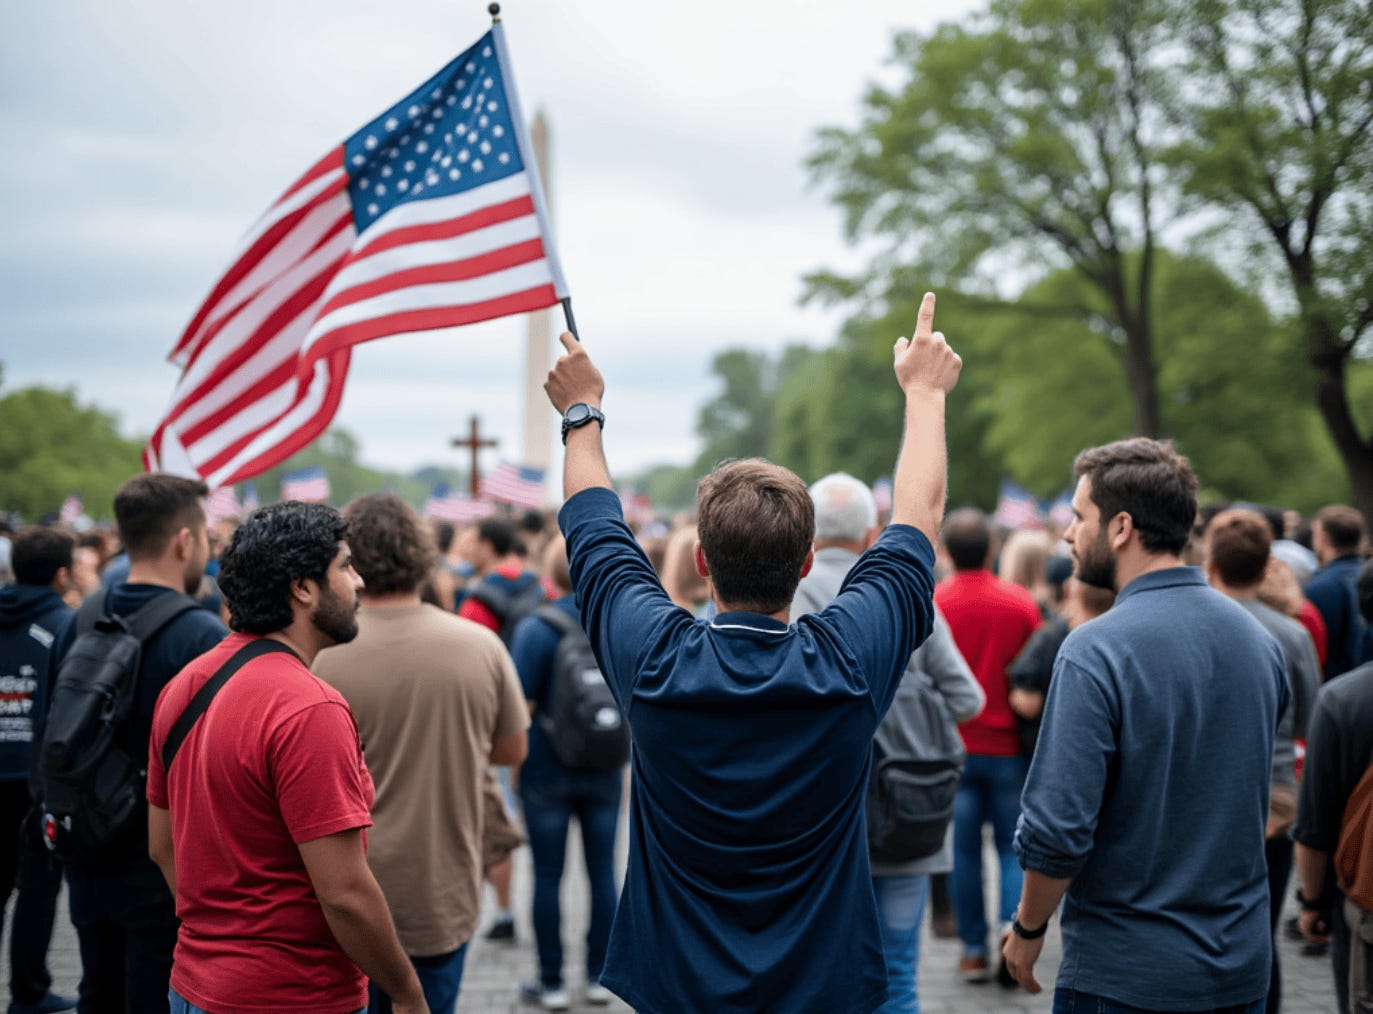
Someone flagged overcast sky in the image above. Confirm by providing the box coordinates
[0,1,979,485]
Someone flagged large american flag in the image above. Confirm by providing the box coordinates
[144,23,569,488]
[480,462,545,509]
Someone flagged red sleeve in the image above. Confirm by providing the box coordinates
[1298,599,1328,669]
[457,597,501,633]
[269,701,373,844]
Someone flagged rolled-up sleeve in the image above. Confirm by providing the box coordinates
[1014,656,1119,878]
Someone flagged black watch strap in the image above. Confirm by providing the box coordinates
[1012,916,1049,940]
[1296,889,1326,913]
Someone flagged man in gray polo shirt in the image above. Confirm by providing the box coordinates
[1004,438,1287,1012]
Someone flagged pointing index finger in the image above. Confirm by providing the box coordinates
[914,291,936,340]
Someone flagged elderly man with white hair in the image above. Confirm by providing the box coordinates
[793,472,984,1014]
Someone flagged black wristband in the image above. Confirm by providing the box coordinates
[1295,889,1326,913]
[1012,916,1049,940]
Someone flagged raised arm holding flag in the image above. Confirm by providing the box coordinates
[145,8,573,488]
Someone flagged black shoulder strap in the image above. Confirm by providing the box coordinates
[161,639,296,771]
[468,581,512,620]
[123,591,203,643]
[533,603,577,638]
[74,589,107,637]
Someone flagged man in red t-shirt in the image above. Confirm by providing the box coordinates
[147,503,426,1014]
[934,508,1042,984]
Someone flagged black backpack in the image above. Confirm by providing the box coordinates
[533,605,629,771]
[467,576,546,647]
[38,590,201,862]
[866,669,965,863]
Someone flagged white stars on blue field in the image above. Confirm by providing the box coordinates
[343,33,523,231]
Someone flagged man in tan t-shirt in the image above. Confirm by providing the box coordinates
[315,493,529,1014]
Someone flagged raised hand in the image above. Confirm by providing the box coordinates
[893,292,962,396]
[544,331,605,414]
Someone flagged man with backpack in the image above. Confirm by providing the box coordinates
[509,535,629,1011]
[314,493,529,1014]
[46,474,226,1014]
[1295,558,1373,1013]
[0,528,79,1014]
[792,472,984,1013]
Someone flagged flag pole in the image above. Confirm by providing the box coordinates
[560,297,580,340]
[489,1,578,342]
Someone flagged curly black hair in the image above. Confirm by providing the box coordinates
[218,502,349,634]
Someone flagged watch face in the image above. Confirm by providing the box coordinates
[566,403,590,425]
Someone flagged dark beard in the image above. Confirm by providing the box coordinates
[1074,528,1117,591]
[312,585,359,645]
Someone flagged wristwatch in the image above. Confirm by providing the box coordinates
[561,402,605,444]
[1012,916,1048,940]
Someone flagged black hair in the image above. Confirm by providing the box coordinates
[114,474,209,560]
[218,502,349,635]
[477,518,516,557]
[941,508,991,571]
[12,527,74,586]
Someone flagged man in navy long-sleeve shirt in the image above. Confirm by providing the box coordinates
[1004,438,1287,1013]
[543,293,962,1014]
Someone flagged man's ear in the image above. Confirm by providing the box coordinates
[693,542,709,579]
[291,576,317,607]
[799,548,815,579]
[1109,512,1134,552]
[50,566,72,594]
[172,526,193,561]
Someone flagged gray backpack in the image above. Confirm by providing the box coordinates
[866,669,965,863]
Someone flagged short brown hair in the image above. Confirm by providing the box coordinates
[1314,505,1366,554]
[114,474,209,561]
[1206,508,1271,588]
[696,459,813,613]
[1073,438,1197,556]
[342,493,437,595]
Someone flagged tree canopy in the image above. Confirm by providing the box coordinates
[808,0,1373,517]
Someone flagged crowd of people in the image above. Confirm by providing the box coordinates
[0,295,1369,1013]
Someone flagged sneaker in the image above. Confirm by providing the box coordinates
[485,912,516,942]
[9,994,78,1014]
[958,955,992,983]
[585,981,614,1005]
[518,980,570,1011]
[996,925,1018,989]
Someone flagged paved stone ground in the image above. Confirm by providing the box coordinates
[5,830,1340,1013]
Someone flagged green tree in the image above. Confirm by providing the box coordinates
[965,254,1350,511]
[771,282,1003,507]
[693,345,815,473]
[1171,0,1373,517]
[808,0,1174,437]
[0,382,144,521]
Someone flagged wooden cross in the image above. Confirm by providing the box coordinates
[451,415,498,499]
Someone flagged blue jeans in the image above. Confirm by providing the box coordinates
[873,873,929,1014]
[519,769,622,989]
[951,753,1027,956]
[171,988,365,1013]
[368,943,468,1014]
[1052,990,1265,1014]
